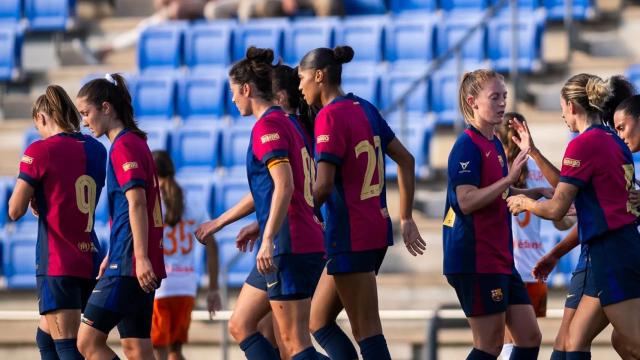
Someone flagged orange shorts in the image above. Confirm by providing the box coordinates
[525,282,548,318]
[151,296,195,347]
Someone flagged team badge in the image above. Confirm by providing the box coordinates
[563,158,581,168]
[122,162,138,171]
[317,135,330,143]
[491,288,504,302]
[21,155,33,164]
[498,155,504,167]
[260,133,280,144]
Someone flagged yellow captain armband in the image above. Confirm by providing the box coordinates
[266,157,290,169]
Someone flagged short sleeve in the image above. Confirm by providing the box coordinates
[252,118,290,164]
[559,138,593,188]
[315,108,346,165]
[361,100,395,148]
[111,140,147,192]
[448,135,482,189]
[18,141,48,187]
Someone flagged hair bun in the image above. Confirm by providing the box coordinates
[333,46,354,64]
[585,77,612,112]
[246,46,274,64]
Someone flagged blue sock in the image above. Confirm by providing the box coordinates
[53,339,83,360]
[467,348,497,360]
[36,328,59,360]
[566,352,590,360]
[291,347,320,360]
[239,332,279,360]
[358,334,391,360]
[312,322,358,360]
[510,346,539,360]
[551,350,567,360]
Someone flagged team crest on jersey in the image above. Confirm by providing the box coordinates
[261,133,280,144]
[491,288,504,302]
[498,155,504,167]
[77,242,97,253]
[563,158,581,168]
[317,135,330,143]
[122,162,139,171]
[21,155,33,164]
[381,207,390,218]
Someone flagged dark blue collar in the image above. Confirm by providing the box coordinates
[259,106,283,120]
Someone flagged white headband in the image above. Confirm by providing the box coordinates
[104,73,117,86]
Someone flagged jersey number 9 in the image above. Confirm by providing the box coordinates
[75,175,97,232]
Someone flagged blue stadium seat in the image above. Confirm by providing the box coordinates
[436,14,486,62]
[131,76,176,123]
[171,124,220,174]
[380,67,430,115]
[234,18,287,62]
[284,18,338,65]
[3,232,37,289]
[440,0,488,12]
[626,65,640,92]
[0,178,11,228]
[0,0,21,25]
[25,0,75,31]
[215,229,255,287]
[94,187,108,229]
[221,124,252,170]
[177,73,226,123]
[390,0,437,13]
[543,0,595,21]
[138,22,184,74]
[491,0,540,13]
[385,16,436,64]
[431,68,463,126]
[385,117,434,179]
[342,70,380,107]
[176,173,217,219]
[0,27,21,81]
[343,0,387,15]
[488,14,543,73]
[141,122,172,151]
[335,16,386,64]
[23,128,40,148]
[214,177,250,216]
[184,21,234,73]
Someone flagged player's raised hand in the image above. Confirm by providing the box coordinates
[207,289,222,319]
[509,118,535,152]
[195,219,222,245]
[236,221,260,252]
[401,218,426,256]
[507,194,532,215]
[135,256,158,293]
[506,149,529,185]
[532,253,558,282]
[256,239,276,275]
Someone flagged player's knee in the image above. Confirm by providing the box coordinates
[309,314,327,334]
[565,330,589,352]
[228,316,252,342]
[76,334,98,358]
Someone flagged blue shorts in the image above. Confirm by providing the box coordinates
[245,252,325,300]
[588,222,640,306]
[326,247,387,275]
[82,276,157,338]
[564,268,598,309]
[37,276,96,315]
[446,272,531,317]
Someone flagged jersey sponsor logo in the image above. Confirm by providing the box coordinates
[260,133,280,144]
[109,263,118,270]
[515,240,543,249]
[563,158,581,168]
[267,281,279,288]
[491,288,504,302]
[317,135,330,143]
[21,155,34,164]
[77,242,98,253]
[122,161,139,171]
[459,161,471,173]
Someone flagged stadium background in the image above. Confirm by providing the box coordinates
[0,0,639,358]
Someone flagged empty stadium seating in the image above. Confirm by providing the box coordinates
[543,0,595,21]
[177,174,217,219]
[343,0,387,15]
[25,0,75,31]
[335,16,386,64]
[380,67,430,115]
[385,16,436,64]
[171,124,220,174]
[142,122,172,151]
[436,14,486,62]
[138,22,185,74]
[177,73,226,123]
[234,18,287,62]
[214,178,250,217]
[430,68,462,126]
[221,124,252,170]
[284,18,338,65]
[94,188,109,228]
[488,13,544,72]
[214,227,256,287]
[342,70,380,107]
[3,232,36,289]
[441,0,489,12]
[0,0,21,25]
[0,178,11,228]
[184,21,235,73]
[0,27,21,81]
[131,75,176,123]
[626,64,640,92]
[386,117,434,179]
[391,0,437,13]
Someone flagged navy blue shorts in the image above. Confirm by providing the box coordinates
[588,223,640,306]
[245,252,325,300]
[564,268,598,309]
[37,276,96,315]
[82,276,157,338]
[446,272,531,317]
[326,247,387,275]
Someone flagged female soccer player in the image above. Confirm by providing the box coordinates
[150,150,221,360]
[75,73,166,360]
[297,45,426,360]
[508,74,640,360]
[8,85,107,360]
[195,47,326,360]
[510,75,635,360]
[442,69,542,360]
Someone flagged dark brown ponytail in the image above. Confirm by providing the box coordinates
[152,150,184,227]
